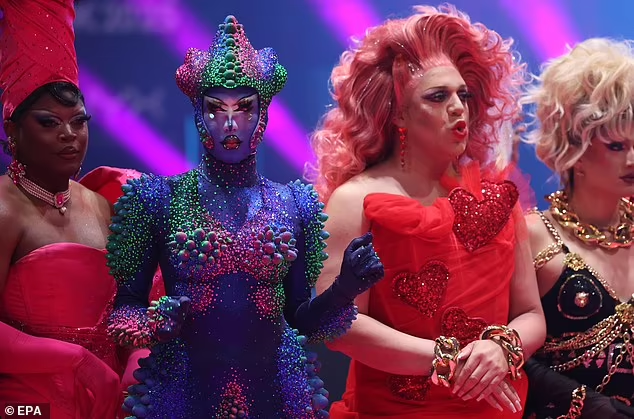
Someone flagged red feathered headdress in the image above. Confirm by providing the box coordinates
[0,0,79,120]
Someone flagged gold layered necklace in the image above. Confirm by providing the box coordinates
[547,190,634,249]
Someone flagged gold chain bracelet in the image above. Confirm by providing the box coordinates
[557,385,587,419]
[431,336,460,387]
[480,325,525,380]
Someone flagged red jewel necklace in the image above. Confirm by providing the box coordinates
[17,176,71,215]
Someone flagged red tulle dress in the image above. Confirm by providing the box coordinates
[330,164,528,419]
[0,167,155,419]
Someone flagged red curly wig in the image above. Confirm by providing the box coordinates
[309,4,526,202]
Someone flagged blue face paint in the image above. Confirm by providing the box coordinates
[200,86,260,164]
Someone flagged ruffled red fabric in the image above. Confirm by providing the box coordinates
[79,166,143,204]
[330,163,528,418]
[505,164,537,212]
[0,166,164,418]
[0,0,79,119]
[79,166,166,300]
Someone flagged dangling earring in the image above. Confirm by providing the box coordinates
[248,113,253,121]
[202,138,214,150]
[398,127,407,169]
[73,165,82,181]
[6,137,25,185]
[195,114,214,150]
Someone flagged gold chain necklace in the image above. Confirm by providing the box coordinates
[547,190,634,249]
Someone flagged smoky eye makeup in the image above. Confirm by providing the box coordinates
[207,103,222,113]
[206,102,225,114]
[32,114,60,128]
[424,90,448,102]
[203,93,257,113]
[205,97,225,113]
[605,141,626,152]
[458,90,473,101]
[423,88,471,103]
[72,114,92,125]
[236,99,254,112]
[236,93,258,111]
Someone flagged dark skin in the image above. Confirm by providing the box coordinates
[5,93,90,192]
[1,93,112,272]
[0,92,144,409]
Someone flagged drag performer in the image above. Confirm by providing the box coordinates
[524,38,634,419]
[107,15,384,418]
[310,5,546,418]
[0,0,149,417]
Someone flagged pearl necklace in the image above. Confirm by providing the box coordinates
[18,176,71,215]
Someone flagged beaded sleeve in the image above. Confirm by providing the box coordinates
[283,181,358,343]
[106,174,165,348]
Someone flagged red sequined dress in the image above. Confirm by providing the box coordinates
[329,164,528,419]
[0,167,151,419]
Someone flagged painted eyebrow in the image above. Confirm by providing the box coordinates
[29,109,88,118]
[424,84,468,90]
[206,93,256,105]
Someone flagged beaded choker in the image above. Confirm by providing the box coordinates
[18,176,70,215]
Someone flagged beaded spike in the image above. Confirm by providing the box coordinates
[290,181,330,289]
[176,15,287,104]
[175,15,287,150]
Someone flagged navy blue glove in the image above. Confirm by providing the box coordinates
[148,296,191,343]
[333,232,384,301]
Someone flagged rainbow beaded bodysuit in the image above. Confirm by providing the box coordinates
[107,155,349,418]
[106,15,362,418]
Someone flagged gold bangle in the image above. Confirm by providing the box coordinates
[480,325,525,380]
[557,385,587,419]
[431,336,460,388]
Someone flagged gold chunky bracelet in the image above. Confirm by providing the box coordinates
[480,325,525,380]
[557,385,587,419]
[431,336,460,387]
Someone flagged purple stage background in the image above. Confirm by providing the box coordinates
[6,0,630,403]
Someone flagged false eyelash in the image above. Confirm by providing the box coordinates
[207,103,223,112]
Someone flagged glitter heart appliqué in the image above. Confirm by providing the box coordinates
[441,307,488,347]
[388,374,431,401]
[449,180,519,252]
[392,260,450,317]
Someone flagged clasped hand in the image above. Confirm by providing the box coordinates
[451,339,522,413]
